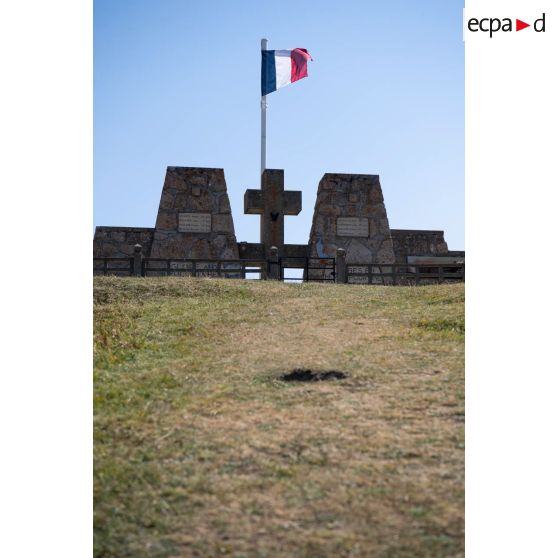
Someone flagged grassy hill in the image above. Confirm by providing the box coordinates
[94,277,464,558]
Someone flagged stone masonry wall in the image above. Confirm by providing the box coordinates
[93,227,154,258]
[390,229,449,263]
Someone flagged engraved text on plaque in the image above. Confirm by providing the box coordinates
[178,213,212,233]
[336,217,369,237]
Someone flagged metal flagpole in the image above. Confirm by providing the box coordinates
[261,38,268,181]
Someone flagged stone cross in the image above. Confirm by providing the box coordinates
[244,169,302,253]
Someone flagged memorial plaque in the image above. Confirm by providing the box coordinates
[336,217,369,237]
[348,276,368,284]
[178,213,212,233]
[348,265,367,274]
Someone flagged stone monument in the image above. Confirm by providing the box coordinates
[93,166,463,278]
[308,173,395,265]
[149,167,238,260]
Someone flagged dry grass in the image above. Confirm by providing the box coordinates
[94,277,464,557]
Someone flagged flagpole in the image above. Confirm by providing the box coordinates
[261,38,267,181]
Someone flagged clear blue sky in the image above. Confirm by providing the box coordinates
[94,0,464,250]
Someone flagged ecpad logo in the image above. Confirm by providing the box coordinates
[468,13,546,38]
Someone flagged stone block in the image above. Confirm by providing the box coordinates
[158,190,175,209]
[219,195,231,213]
[111,231,126,242]
[212,214,235,234]
[436,241,449,254]
[320,179,337,191]
[370,184,384,204]
[100,242,117,257]
[154,231,169,241]
[208,177,226,193]
[155,211,177,231]
[345,205,359,217]
[173,190,213,212]
[188,175,207,186]
[378,218,391,236]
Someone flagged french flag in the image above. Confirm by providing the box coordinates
[261,48,312,96]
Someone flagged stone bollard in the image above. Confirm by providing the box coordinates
[335,247,347,284]
[268,246,280,280]
[133,244,143,277]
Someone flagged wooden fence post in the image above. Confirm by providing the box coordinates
[133,244,143,277]
[335,248,347,284]
[269,246,280,280]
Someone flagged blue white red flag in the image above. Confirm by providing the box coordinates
[261,48,312,96]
